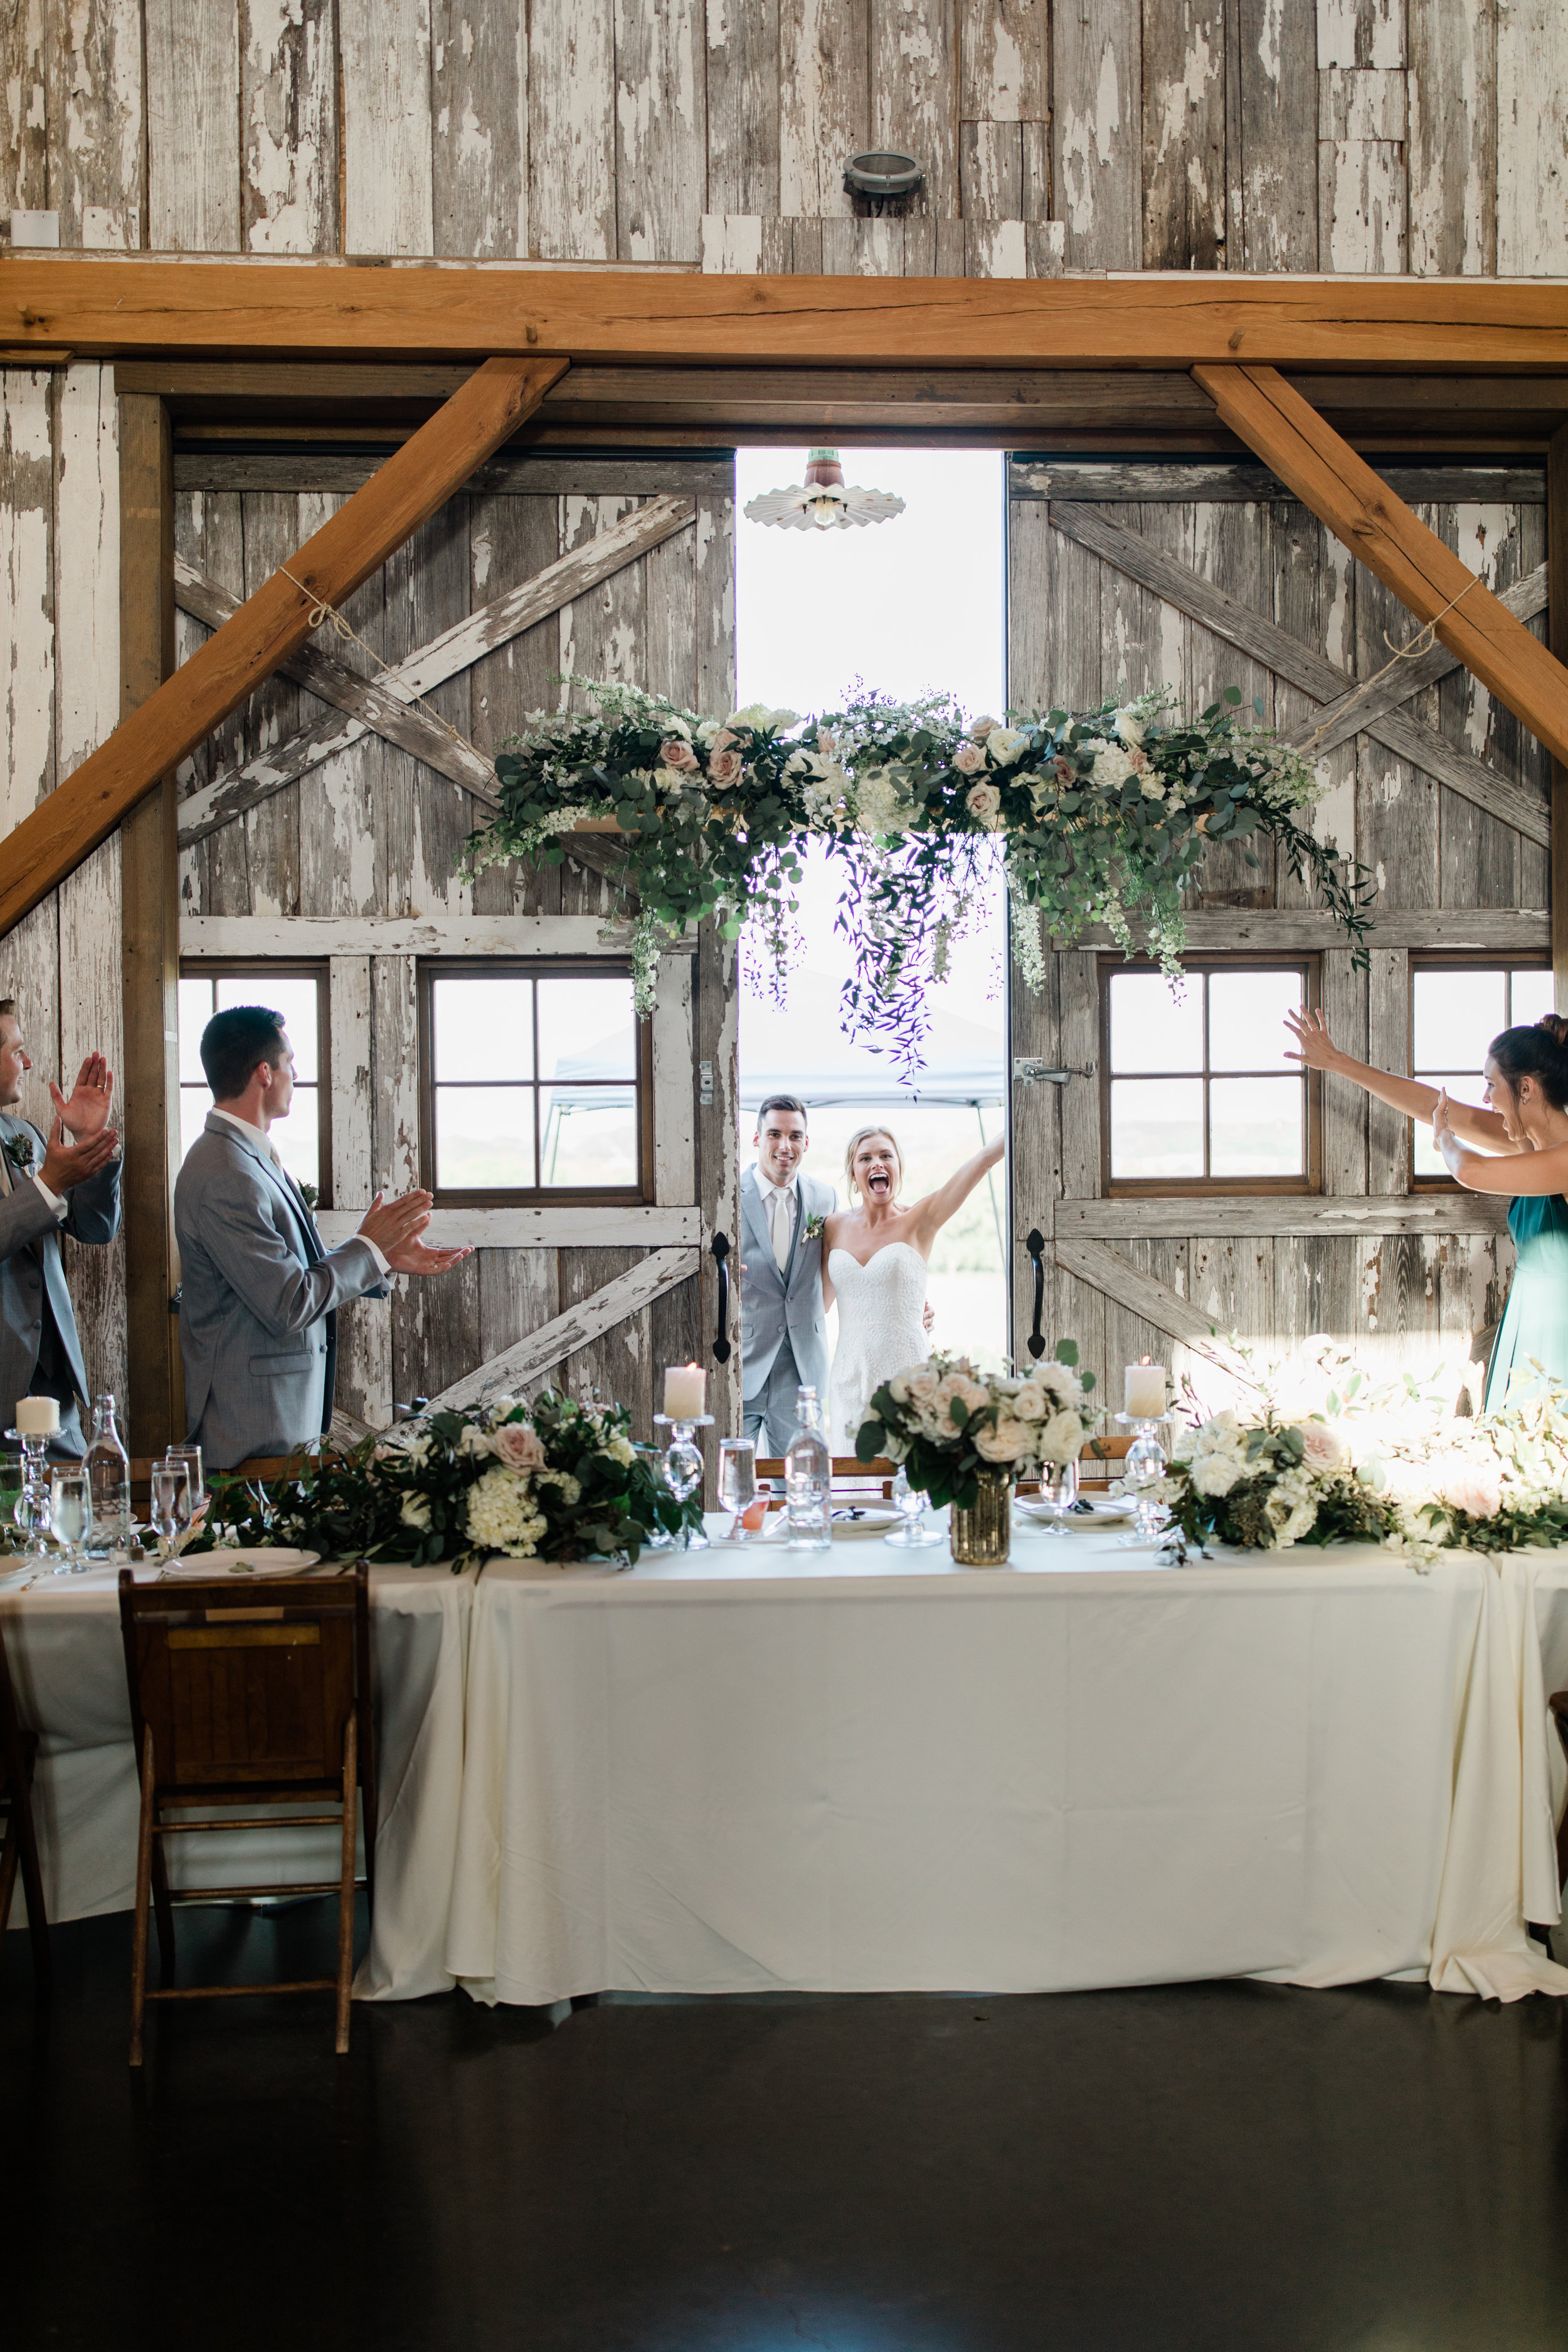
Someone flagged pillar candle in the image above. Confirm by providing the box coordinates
[1123,1362,1167,1418]
[15,1395,60,1436]
[663,1364,707,1419]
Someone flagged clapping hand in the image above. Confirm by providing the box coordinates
[39,1115,120,1195]
[49,1052,114,1140]
[357,1188,472,1278]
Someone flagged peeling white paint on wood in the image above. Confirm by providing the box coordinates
[1,369,54,840]
[51,363,117,781]
[1316,0,1404,70]
[529,0,615,258]
[1319,68,1408,271]
[1497,0,1568,275]
[432,0,526,258]
[960,0,1049,124]
[616,0,706,262]
[1407,0,1495,277]
[780,0,868,218]
[1,0,49,215]
[341,0,435,255]
[700,211,763,271]
[146,0,241,251]
[1054,0,1139,266]
[48,0,143,248]
[243,0,339,254]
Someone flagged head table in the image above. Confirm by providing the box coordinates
[5,1517,1568,2007]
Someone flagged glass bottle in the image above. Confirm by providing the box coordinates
[784,1386,832,1551]
[84,1392,131,1557]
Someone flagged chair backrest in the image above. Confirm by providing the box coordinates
[0,1612,27,1799]
[118,1567,368,1801]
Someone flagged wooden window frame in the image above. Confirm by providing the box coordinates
[1409,950,1551,1190]
[176,958,334,1207]
[416,956,655,1209]
[1098,953,1322,1197]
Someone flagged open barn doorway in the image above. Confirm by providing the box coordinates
[734,447,1010,1399]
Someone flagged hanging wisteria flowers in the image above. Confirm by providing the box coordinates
[466,679,1376,1069]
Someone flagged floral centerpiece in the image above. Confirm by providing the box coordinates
[194,1388,700,1571]
[467,679,1375,1072]
[853,1344,1093,1511]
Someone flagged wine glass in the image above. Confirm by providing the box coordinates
[884,1463,943,1548]
[1034,1458,1079,1539]
[716,1438,758,1540]
[150,1459,192,1562]
[50,1468,92,1574]
[166,1443,205,1513]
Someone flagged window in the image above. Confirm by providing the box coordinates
[1411,960,1552,1180]
[1101,960,1316,1191]
[419,963,652,1203]
[176,964,331,1202]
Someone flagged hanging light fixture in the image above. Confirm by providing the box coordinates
[742,448,906,534]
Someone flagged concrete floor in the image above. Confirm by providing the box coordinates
[4,1900,1568,2351]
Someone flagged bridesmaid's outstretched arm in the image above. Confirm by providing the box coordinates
[1286,1008,1511,1152]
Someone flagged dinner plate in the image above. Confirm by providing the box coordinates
[830,1506,901,1537]
[160,1547,324,1578]
[1056,1501,1135,1529]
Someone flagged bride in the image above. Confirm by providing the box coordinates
[824,1125,1006,1453]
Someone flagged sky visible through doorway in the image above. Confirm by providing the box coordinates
[734,447,1010,1371]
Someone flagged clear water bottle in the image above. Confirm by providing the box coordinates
[83,1392,131,1557]
[784,1386,832,1551]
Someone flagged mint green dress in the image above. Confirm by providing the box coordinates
[1484,1193,1568,1407]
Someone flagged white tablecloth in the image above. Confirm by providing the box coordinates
[443,1521,1568,2008]
[0,1562,472,2001]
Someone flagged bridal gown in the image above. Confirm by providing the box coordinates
[828,1242,931,1454]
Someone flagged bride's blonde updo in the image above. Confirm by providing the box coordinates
[844,1126,903,1201]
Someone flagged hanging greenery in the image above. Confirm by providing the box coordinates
[465,680,1377,1070]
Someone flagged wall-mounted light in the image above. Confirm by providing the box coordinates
[843,151,924,216]
[742,448,906,534]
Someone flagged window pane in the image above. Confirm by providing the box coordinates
[1108,973,1202,1074]
[271,1086,320,1197]
[179,1084,210,1163]
[538,1089,639,1189]
[432,978,533,1083]
[1510,968,1554,1029]
[215,972,320,1083]
[177,977,215,1086]
[1208,970,1303,1073]
[1209,1077,1303,1177]
[1110,1078,1204,1179]
[538,977,637,1082]
[1413,1071,1489,1177]
[435,1086,536,1189]
[1412,968,1505,1078]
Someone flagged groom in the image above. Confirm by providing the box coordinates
[739,1096,837,1456]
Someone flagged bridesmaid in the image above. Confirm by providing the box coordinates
[1286,1008,1568,1406]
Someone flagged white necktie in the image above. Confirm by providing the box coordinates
[769,1185,791,1269]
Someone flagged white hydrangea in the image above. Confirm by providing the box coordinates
[1089,742,1138,793]
[465,1466,548,1559]
[854,768,918,837]
[1263,1467,1318,1549]
[535,1467,582,1506]
[600,1432,637,1468]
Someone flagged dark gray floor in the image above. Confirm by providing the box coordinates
[4,1901,1567,2352]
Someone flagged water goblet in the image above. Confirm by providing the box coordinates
[166,1443,206,1513]
[884,1463,944,1548]
[1034,1456,1079,1538]
[49,1467,92,1575]
[717,1437,758,1541]
[150,1459,192,1563]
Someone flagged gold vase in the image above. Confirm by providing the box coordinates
[950,1470,1012,1566]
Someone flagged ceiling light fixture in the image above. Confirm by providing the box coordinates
[742,448,906,534]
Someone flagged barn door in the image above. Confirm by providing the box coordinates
[174,447,740,1452]
[1006,455,1545,1407]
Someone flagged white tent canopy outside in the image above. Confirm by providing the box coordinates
[737,968,1005,1110]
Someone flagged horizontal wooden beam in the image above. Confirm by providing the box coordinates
[16,258,1568,369]
[315,1205,701,1249]
[180,913,656,957]
[1052,1234,1255,1380]
[0,356,567,938]
[174,449,733,497]
[430,1246,701,1411]
[1289,570,1549,761]
[1192,363,1568,769]
[1049,500,1551,845]
[1056,1195,1512,1240]
[1013,460,1545,505]
[1055,909,1550,953]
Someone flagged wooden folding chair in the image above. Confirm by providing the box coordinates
[756,1455,899,1507]
[117,1564,376,2065]
[0,1613,50,1991]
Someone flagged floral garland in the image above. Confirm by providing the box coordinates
[854,1344,1093,1511]
[196,1388,702,1571]
[465,679,1377,1069]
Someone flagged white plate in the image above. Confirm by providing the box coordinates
[1059,1502,1134,1529]
[159,1547,324,1578]
[830,1506,901,1537]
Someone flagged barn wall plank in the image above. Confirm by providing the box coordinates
[706,0,781,217]
[1496,0,1568,277]
[146,0,241,253]
[46,0,143,249]
[1,369,55,840]
[1053,0,1140,268]
[1232,0,1318,268]
[872,0,956,216]
[780,0,869,218]
[616,0,706,263]
[242,0,341,255]
[432,0,526,258]
[529,0,616,258]
[1407,0,1495,277]
[341,0,435,257]
[1142,0,1225,270]
[1,0,49,218]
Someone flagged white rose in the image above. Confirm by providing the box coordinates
[974,1417,1030,1464]
[1012,1384,1048,1423]
[904,1368,940,1409]
[887,1372,914,1405]
[1039,1410,1084,1465]
[1191,1453,1246,1498]
[400,1493,432,1529]
[985,726,1030,768]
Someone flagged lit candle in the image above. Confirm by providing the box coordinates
[663,1363,707,1419]
[1124,1360,1167,1419]
[15,1395,60,1437]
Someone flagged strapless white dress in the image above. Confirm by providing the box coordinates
[828,1242,930,1453]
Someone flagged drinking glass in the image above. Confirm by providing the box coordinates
[884,1463,944,1548]
[716,1438,758,1540]
[165,1443,205,1512]
[50,1468,92,1574]
[150,1459,192,1561]
[1034,1458,1079,1538]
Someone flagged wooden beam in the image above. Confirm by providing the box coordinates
[1552,422,1568,1015]
[1049,501,1551,847]
[1054,910,1549,953]
[1012,460,1547,505]
[315,1207,701,1249]
[429,1247,701,1411]
[117,393,183,1461]
[1192,364,1568,770]
[0,356,567,939]
[176,490,692,845]
[1056,1196,1512,1240]
[13,258,1568,369]
[1288,571,1549,761]
[178,913,667,957]
[1051,1234,1254,1380]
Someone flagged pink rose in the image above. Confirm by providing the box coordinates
[710,729,738,754]
[660,737,698,771]
[1293,1422,1344,1473]
[966,781,1002,825]
[492,1422,546,1471]
[1051,755,1076,781]
[707,747,743,786]
[952,741,986,775]
[1429,1453,1502,1520]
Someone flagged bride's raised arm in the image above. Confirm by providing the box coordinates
[911,1131,1005,1240]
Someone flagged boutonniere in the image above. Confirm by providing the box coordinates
[297,1181,320,1211]
[803,1212,826,1242]
[1,1130,34,1179]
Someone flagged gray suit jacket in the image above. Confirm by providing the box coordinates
[174,1113,388,1470]
[739,1165,836,1406]
[0,1111,120,1434]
